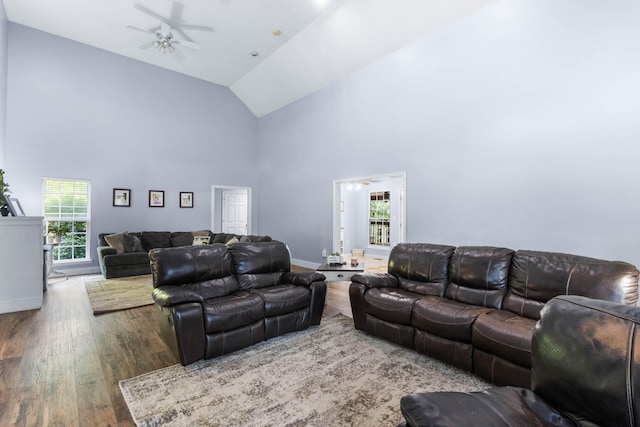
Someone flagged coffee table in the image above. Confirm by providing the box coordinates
[316,262,364,282]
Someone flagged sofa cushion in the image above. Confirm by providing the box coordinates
[141,231,172,251]
[171,232,193,247]
[102,251,150,267]
[211,233,228,244]
[203,291,265,333]
[230,242,291,290]
[390,243,456,296]
[104,232,127,254]
[123,233,145,252]
[444,246,514,309]
[150,244,237,294]
[472,310,536,368]
[504,250,640,320]
[364,288,423,325]
[250,285,310,317]
[412,296,494,342]
[400,387,572,427]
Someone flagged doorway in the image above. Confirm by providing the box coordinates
[333,172,406,258]
[211,185,252,234]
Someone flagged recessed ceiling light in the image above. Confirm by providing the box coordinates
[273,29,282,37]
[250,51,259,57]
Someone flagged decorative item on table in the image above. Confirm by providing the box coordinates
[351,258,359,267]
[328,252,343,266]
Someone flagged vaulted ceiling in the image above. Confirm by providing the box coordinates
[2,0,496,117]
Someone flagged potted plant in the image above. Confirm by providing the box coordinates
[0,169,10,217]
[46,221,71,244]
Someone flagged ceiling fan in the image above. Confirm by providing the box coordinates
[127,2,214,58]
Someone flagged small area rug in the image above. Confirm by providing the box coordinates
[83,275,154,315]
[119,314,490,426]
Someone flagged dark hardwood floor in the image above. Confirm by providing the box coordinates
[0,262,377,427]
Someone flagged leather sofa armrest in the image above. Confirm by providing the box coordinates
[152,286,204,307]
[282,271,326,286]
[351,272,398,288]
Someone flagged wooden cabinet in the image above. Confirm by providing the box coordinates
[0,216,44,314]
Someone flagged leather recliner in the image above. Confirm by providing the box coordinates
[150,241,327,365]
[398,295,640,427]
[350,243,639,387]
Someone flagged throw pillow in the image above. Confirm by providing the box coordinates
[193,235,211,245]
[104,232,127,254]
[123,233,145,253]
[239,235,251,243]
[225,236,239,247]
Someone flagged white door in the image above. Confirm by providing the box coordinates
[222,190,248,235]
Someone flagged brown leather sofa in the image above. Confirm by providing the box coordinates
[398,295,640,427]
[150,241,327,365]
[350,243,639,387]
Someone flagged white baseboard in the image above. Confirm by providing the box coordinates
[53,266,101,276]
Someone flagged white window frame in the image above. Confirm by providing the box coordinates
[42,177,91,263]
[368,190,391,247]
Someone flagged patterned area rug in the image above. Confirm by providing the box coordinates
[120,314,490,426]
[83,275,154,315]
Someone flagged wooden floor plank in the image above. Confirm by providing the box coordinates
[0,258,386,426]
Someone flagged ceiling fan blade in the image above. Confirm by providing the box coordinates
[126,25,154,34]
[170,2,185,23]
[160,22,171,35]
[174,39,199,50]
[172,27,194,42]
[139,41,155,49]
[181,24,214,33]
[134,4,169,24]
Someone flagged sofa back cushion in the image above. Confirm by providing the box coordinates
[149,244,239,299]
[504,250,639,320]
[141,231,172,251]
[444,246,514,308]
[390,243,456,296]
[230,241,290,290]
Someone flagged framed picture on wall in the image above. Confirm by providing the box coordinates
[113,188,131,207]
[149,190,164,208]
[180,192,194,208]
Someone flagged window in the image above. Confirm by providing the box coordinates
[43,178,90,262]
[369,190,390,246]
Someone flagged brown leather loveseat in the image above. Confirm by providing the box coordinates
[398,295,640,427]
[150,241,327,365]
[350,243,639,387]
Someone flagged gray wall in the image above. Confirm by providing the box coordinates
[5,24,258,273]
[257,0,640,267]
[0,2,7,169]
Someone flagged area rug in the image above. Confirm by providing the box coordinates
[119,314,491,426]
[83,275,154,315]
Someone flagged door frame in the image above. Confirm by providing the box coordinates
[332,172,406,254]
[210,185,252,234]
